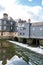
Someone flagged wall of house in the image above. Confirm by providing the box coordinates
[12,32,18,37]
[0,18,18,38]
[30,25,43,39]
[18,23,29,38]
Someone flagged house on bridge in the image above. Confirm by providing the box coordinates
[18,19,43,46]
[0,13,18,39]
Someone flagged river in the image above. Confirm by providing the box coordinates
[0,40,43,65]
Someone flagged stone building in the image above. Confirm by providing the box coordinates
[0,13,18,39]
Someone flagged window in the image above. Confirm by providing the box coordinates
[20,33,22,35]
[23,27,26,30]
[20,27,22,30]
[32,28,35,30]
[23,33,25,35]
[20,32,25,35]
[4,21,6,24]
[4,26,6,30]
[11,22,13,25]
[0,26,2,30]
[11,27,13,30]
[0,20,2,25]
[40,28,42,30]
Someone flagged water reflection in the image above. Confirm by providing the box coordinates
[0,40,15,65]
[15,45,43,65]
[6,55,30,65]
[0,40,33,65]
[0,40,43,65]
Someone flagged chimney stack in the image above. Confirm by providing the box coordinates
[28,19,31,23]
[3,13,8,20]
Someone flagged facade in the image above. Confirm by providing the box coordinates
[18,20,30,38]
[0,13,18,39]
[18,20,43,45]
[18,20,43,39]
[30,22,43,39]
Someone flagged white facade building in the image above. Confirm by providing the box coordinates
[18,20,30,38]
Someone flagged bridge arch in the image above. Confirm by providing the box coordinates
[14,37,18,41]
[23,38,27,44]
[32,39,40,46]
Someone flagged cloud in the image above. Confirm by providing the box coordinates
[37,9,43,22]
[0,0,43,22]
[0,5,5,11]
[26,6,42,22]
[42,0,43,5]
[28,0,32,2]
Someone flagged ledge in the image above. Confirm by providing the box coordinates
[8,40,43,55]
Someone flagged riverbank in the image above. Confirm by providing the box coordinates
[8,40,43,55]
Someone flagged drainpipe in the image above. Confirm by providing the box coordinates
[1,23,3,36]
[28,19,31,38]
[29,23,30,38]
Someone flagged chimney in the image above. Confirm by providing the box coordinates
[28,19,31,23]
[3,13,8,20]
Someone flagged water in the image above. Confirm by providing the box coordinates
[0,40,43,65]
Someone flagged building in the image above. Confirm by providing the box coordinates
[30,22,43,46]
[18,19,30,38]
[18,19,31,43]
[30,22,43,39]
[0,13,18,39]
[18,19,43,45]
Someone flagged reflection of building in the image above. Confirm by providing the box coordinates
[0,41,15,65]
[0,13,18,39]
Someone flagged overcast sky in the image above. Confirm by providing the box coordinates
[0,0,43,22]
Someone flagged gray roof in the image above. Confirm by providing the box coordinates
[32,22,43,26]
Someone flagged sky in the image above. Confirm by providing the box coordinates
[0,0,43,22]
